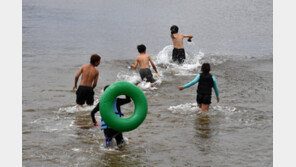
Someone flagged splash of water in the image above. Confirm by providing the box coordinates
[116,44,204,89]
[168,103,200,115]
[154,45,205,76]
[58,99,99,113]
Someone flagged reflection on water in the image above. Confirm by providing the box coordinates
[195,113,212,139]
[74,111,94,130]
[194,112,213,154]
[98,148,144,167]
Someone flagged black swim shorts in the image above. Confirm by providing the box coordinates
[76,86,94,105]
[196,93,212,105]
[139,68,156,83]
[172,48,185,64]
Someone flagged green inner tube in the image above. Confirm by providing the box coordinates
[99,81,148,132]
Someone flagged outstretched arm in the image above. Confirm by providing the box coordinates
[73,67,83,90]
[212,76,220,102]
[183,34,193,41]
[183,34,193,39]
[178,74,200,90]
[149,55,158,73]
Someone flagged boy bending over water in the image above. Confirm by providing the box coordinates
[178,63,219,112]
[73,54,100,107]
[130,44,159,86]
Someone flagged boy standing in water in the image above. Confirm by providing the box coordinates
[130,44,159,86]
[73,54,101,107]
[178,63,219,112]
[91,85,131,148]
[170,25,193,64]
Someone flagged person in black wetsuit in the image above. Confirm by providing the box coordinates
[178,63,220,112]
[170,25,193,64]
[91,85,131,148]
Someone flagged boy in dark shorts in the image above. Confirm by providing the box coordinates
[178,63,220,112]
[91,85,131,148]
[130,44,159,86]
[170,25,193,64]
[73,54,101,107]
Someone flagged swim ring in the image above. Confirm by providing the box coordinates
[99,81,148,132]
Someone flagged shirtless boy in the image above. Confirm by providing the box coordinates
[170,25,193,64]
[73,54,101,107]
[130,44,158,85]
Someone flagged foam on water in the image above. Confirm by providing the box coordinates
[57,99,99,113]
[116,44,204,89]
[116,70,163,90]
[98,136,129,151]
[168,103,200,115]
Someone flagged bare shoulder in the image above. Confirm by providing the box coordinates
[81,64,88,68]
[80,64,88,71]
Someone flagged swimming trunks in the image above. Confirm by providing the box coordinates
[139,68,156,83]
[196,93,212,105]
[76,86,94,105]
[172,48,185,64]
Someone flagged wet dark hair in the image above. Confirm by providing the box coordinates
[170,25,179,34]
[137,44,146,53]
[103,85,109,91]
[201,63,211,73]
[90,54,101,65]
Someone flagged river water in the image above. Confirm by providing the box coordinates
[23,0,272,166]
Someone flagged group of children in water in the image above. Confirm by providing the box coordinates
[73,25,220,148]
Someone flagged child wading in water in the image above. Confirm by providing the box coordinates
[73,54,100,108]
[130,44,159,87]
[91,85,131,148]
[178,63,220,112]
[170,25,193,64]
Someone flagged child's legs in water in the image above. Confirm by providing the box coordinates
[197,103,209,111]
[201,104,210,112]
[114,133,124,147]
[104,128,124,147]
[196,93,211,111]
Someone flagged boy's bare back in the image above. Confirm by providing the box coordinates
[171,33,185,49]
[79,64,99,87]
[136,54,152,69]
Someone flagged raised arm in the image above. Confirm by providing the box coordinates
[130,57,139,69]
[183,34,193,39]
[73,67,83,90]
[149,55,158,73]
[92,71,99,89]
[178,74,200,90]
[212,76,220,102]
